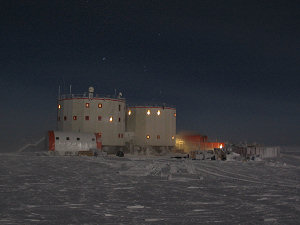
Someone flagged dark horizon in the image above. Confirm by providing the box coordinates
[1,0,300,151]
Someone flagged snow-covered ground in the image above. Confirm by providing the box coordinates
[0,149,299,224]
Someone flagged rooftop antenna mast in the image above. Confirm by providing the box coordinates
[69,84,72,95]
[58,85,61,100]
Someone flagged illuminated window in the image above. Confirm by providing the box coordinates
[98,103,102,108]
[147,109,151,115]
[146,135,150,139]
[85,116,89,120]
[85,103,90,108]
[64,116,67,121]
[73,116,77,120]
[118,117,121,122]
[128,110,132,115]
[174,113,176,117]
[98,116,102,121]
[171,136,175,140]
[157,110,161,116]
[157,135,160,139]
[57,116,60,121]
[58,104,61,109]
[109,116,113,122]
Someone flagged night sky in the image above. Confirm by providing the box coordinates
[1,0,300,151]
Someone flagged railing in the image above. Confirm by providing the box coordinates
[58,93,125,100]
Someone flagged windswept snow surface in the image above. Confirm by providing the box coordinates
[0,151,299,224]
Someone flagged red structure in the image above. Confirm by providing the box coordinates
[176,134,225,152]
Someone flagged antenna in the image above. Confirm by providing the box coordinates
[70,85,72,94]
[58,85,61,100]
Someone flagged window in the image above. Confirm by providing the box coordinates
[85,103,90,108]
[171,136,175,140]
[118,117,121,122]
[118,133,120,138]
[55,137,59,140]
[73,116,77,120]
[174,113,176,117]
[98,103,102,108]
[146,135,150,139]
[92,138,95,141]
[64,116,67,121]
[57,116,60,121]
[147,109,151,115]
[119,104,121,111]
[157,110,161,116]
[109,116,113,122]
[85,116,89,120]
[121,134,123,138]
[66,137,70,140]
[77,137,80,141]
[128,110,132,115]
[58,104,61,109]
[157,135,160,139]
[98,116,102,121]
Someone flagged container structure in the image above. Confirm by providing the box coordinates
[57,88,126,149]
[47,130,102,155]
[176,134,225,152]
[126,106,176,148]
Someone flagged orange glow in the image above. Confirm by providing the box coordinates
[128,110,132,115]
[147,109,151,115]
[171,136,175,140]
[146,135,150,139]
[174,113,176,117]
[73,116,77,120]
[157,110,161,116]
[220,144,223,149]
[98,103,102,108]
[109,116,113,122]
[58,104,61,109]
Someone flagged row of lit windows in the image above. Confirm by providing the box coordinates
[55,136,96,141]
[58,116,120,122]
[146,135,175,140]
[58,103,122,111]
[128,109,176,117]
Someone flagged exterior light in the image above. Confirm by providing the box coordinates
[157,110,161,116]
[220,144,223,149]
[98,103,102,108]
[85,103,90,108]
[109,116,113,122]
[174,113,176,117]
[58,104,61,109]
[146,135,150,139]
[171,136,175,140]
[128,110,132,115]
[147,109,151,115]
